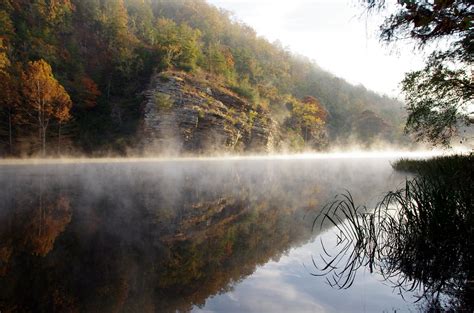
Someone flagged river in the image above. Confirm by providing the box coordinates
[0,153,436,312]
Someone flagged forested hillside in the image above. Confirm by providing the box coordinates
[0,0,406,156]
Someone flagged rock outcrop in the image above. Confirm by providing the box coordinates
[142,71,278,153]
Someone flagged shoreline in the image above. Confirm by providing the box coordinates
[0,150,459,166]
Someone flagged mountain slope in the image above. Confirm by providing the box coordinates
[0,0,406,156]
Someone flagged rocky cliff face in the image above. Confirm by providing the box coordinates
[142,71,278,154]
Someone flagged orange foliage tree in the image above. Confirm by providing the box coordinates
[20,59,72,156]
[80,76,101,109]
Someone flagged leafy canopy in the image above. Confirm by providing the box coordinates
[21,59,72,124]
[362,0,473,146]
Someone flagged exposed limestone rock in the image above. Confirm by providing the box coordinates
[142,71,278,154]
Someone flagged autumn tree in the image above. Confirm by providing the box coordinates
[352,109,390,144]
[20,59,72,156]
[285,95,328,148]
[0,38,9,72]
[34,0,74,26]
[78,76,101,109]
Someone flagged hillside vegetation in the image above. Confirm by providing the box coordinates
[0,0,406,156]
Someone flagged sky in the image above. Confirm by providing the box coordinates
[193,228,413,312]
[207,0,427,98]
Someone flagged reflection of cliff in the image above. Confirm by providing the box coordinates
[155,200,315,312]
[0,160,401,313]
[0,199,317,313]
[0,167,322,313]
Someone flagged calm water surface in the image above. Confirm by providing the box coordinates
[0,157,417,312]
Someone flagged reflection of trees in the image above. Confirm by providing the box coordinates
[0,166,323,313]
[0,244,12,276]
[0,183,71,274]
[154,200,313,312]
[98,191,322,313]
[0,161,400,312]
[313,160,473,311]
[22,195,71,257]
[0,177,73,312]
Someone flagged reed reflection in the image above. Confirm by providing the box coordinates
[313,155,473,311]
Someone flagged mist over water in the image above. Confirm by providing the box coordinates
[0,148,451,165]
[0,154,433,312]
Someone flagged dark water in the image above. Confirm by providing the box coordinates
[0,158,414,312]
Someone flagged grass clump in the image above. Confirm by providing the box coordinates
[229,82,259,102]
[392,154,473,178]
[154,92,174,111]
[314,153,474,311]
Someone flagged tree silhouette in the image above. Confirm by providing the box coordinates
[361,0,473,146]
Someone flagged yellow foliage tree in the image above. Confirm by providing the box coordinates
[20,59,72,156]
[291,96,326,135]
[286,95,327,147]
[35,0,74,25]
[0,38,10,74]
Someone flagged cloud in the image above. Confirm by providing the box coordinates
[193,235,412,313]
[199,267,329,313]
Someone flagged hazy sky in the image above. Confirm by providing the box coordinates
[207,0,426,97]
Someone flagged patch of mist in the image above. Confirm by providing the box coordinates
[1,129,470,164]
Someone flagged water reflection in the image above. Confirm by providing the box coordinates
[0,159,403,312]
[312,158,473,312]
